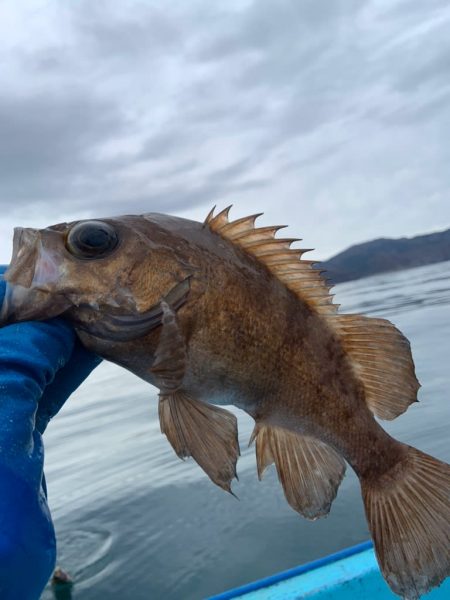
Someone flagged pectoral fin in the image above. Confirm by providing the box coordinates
[153,290,239,493]
[159,391,240,493]
[251,424,346,519]
[150,301,186,393]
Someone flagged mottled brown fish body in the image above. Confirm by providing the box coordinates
[1,209,448,599]
[72,217,386,476]
[97,216,401,479]
[180,251,397,480]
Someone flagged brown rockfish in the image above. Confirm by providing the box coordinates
[1,208,449,599]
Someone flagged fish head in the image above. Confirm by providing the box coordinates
[0,215,196,341]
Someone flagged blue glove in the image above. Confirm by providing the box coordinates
[0,265,101,600]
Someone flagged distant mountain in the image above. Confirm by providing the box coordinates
[321,228,450,284]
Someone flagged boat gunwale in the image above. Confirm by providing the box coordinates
[207,539,374,599]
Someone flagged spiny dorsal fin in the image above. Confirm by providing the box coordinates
[331,314,420,420]
[205,206,338,317]
[250,424,346,520]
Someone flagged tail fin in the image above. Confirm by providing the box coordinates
[361,446,450,599]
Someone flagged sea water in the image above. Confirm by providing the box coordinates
[41,260,450,600]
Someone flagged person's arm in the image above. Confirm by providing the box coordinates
[0,265,100,600]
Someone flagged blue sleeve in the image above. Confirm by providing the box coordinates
[35,334,102,434]
[0,266,92,599]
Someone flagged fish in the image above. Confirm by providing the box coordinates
[0,207,449,599]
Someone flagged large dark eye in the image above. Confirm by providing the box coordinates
[66,221,119,259]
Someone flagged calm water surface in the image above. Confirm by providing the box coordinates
[41,261,450,600]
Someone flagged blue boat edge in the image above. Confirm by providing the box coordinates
[207,540,450,599]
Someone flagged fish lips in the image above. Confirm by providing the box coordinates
[0,226,71,326]
[0,280,71,326]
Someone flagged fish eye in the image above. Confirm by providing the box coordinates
[66,221,119,260]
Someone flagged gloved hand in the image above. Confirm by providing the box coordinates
[0,265,101,600]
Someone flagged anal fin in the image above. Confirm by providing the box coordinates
[251,424,346,519]
[159,391,240,493]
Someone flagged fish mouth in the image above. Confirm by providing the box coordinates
[0,281,71,326]
[0,227,70,326]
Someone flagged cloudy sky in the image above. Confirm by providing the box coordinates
[1,0,449,263]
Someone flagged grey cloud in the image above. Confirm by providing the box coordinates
[72,2,185,60]
[381,0,447,21]
[278,142,343,174]
[366,89,450,126]
[395,44,450,93]
[186,2,374,147]
[156,159,199,179]
[59,159,271,219]
[0,89,127,205]
[1,0,449,262]
[276,94,341,140]
[181,92,267,128]
[206,157,259,184]
[85,171,269,218]
[232,178,271,194]
[74,180,225,218]
[137,130,193,161]
[21,48,70,74]
[195,0,366,62]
